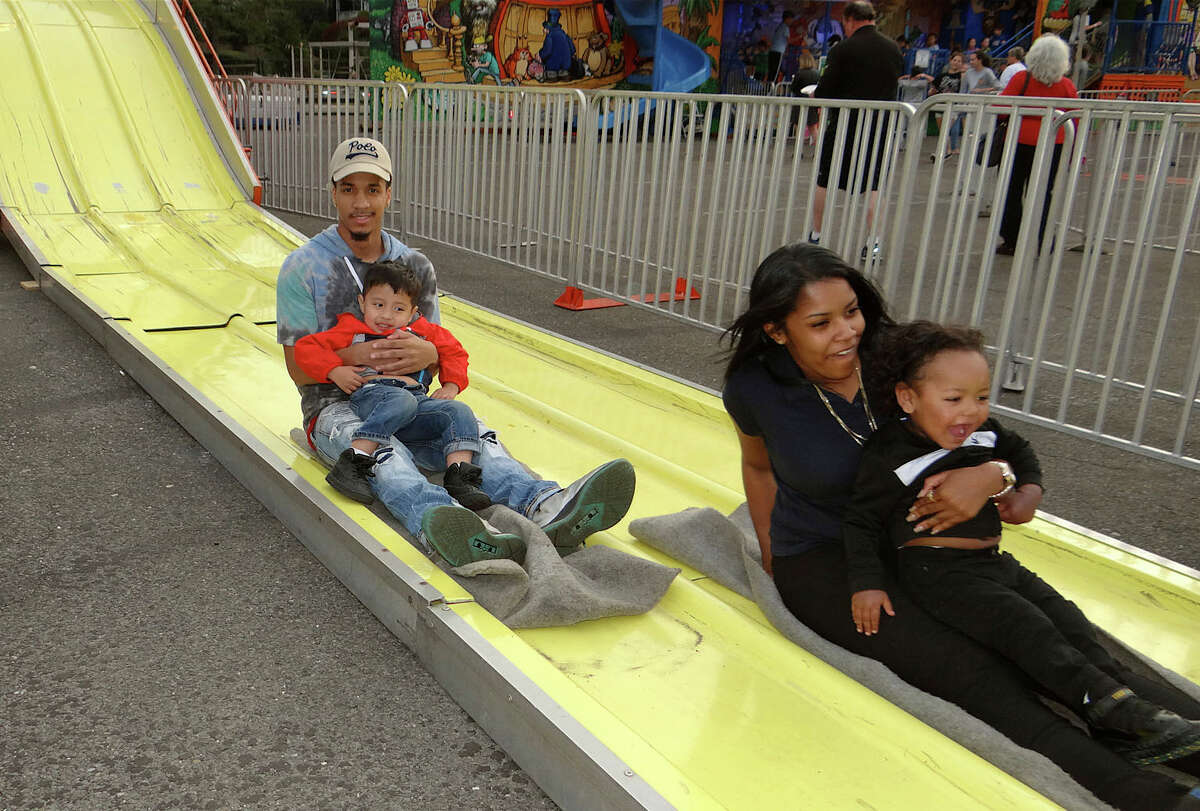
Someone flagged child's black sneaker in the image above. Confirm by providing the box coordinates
[442,461,492,511]
[1086,687,1200,766]
[325,449,376,504]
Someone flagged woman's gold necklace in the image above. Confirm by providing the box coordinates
[812,366,877,446]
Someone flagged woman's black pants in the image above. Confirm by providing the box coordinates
[999,142,1064,249]
[767,50,782,84]
[772,544,1200,810]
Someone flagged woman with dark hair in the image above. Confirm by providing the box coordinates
[721,243,1200,811]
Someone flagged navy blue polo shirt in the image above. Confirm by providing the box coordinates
[723,345,876,558]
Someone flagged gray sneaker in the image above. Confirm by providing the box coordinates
[422,505,526,567]
[529,459,636,550]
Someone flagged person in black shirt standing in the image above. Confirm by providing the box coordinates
[808,1,904,256]
[768,11,793,85]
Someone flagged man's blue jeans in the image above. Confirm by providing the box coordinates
[311,400,560,538]
[350,380,480,460]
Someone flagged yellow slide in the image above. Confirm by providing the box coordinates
[2,1,1196,808]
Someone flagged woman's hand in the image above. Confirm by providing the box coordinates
[851,589,895,635]
[908,463,1004,534]
[995,484,1043,525]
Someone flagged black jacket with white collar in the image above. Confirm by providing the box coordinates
[843,417,1043,593]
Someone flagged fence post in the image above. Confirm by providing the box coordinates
[879,102,920,302]
[556,91,624,310]
[392,82,411,242]
[999,113,1062,392]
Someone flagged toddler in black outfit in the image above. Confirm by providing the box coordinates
[843,321,1200,767]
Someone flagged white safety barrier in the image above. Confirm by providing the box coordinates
[402,84,590,284]
[562,92,910,324]
[883,94,1199,470]
[219,77,406,216]
[1069,101,1200,257]
[225,79,1199,470]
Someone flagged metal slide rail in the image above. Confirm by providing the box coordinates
[227,81,1199,470]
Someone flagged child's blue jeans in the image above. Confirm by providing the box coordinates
[350,379,481,460]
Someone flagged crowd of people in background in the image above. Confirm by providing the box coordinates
[746,3,1084,262]
[735,11,1038,90]
[740,25,1032,97]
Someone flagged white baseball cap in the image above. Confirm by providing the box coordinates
[329,137,392,185]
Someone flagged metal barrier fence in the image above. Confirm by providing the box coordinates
[1071,98,1200,256]
[1080,88,1200,102]
[720,73,789,97]
[403,85,590,284]
[225,78,1200,469]
[1009,100,1200,466]
[563,92,910,326]
[217,77,408,217]
[885,95,1199,470]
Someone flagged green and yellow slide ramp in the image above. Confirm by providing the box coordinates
[2,1,1196,808]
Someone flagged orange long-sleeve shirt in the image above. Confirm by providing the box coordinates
[293,312,469,392]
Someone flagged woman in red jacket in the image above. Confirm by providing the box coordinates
[996,34,1079,256]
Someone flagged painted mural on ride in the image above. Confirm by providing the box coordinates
[366,0,722,89]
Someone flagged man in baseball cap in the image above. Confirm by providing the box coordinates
[273,135,638,567]
[329,136,393,185]
[323,137,396,257]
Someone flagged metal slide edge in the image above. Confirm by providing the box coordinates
[139,0,260,202]
[1036,509,1200,581]
[1,216,671,811]
[2,210,115,347]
